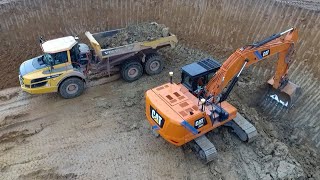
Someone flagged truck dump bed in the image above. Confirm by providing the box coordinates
[85,22,178,60]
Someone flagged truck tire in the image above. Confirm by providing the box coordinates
[144,53,164,75]
[59,77,84,99]
[121,60,143,82]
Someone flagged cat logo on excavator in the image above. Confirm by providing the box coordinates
[194,118,207,129]
[261,49,270,57]
[150,106,165,128]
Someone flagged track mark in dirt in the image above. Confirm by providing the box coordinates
[0,113,53,132]
[3,112,29,120]
[0,101,29,113]
[0,91,19,102]
[1,155,46,172]
[0,128,43,144]
[78,119,102,130]
[88,74,120,87]
[0,112,29,128]
[18,169,77,180]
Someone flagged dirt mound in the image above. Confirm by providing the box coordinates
[99,22,169,49]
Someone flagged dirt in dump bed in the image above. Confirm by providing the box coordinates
[99,22,169,49]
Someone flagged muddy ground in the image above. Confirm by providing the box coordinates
[0,0,320,180]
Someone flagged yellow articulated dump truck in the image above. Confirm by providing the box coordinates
[19,22,178,98]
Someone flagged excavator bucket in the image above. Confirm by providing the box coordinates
[266,78,301,108]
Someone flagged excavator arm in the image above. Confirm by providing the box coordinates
[205,28,299,106]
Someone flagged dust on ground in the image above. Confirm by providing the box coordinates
[0,44,318,180]
[98,22,169,49]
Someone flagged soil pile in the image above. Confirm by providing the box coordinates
[99,22,169,49]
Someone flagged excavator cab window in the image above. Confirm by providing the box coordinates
[181,72,215,96]
[181,72,196,91]
[181,58,221,95]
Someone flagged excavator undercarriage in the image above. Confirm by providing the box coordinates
[190,113,257,163]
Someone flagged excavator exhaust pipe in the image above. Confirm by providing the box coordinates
[266,78,301,108]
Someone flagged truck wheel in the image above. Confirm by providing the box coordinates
[59,77,84,99]
[144,53,164,75]
[121,61,143,82]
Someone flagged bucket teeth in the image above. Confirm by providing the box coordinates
[267,79,301,108]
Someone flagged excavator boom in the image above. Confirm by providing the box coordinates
[205,28,300,107]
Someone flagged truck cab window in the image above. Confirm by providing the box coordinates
[50,51,68,65]
[70,44,80,62]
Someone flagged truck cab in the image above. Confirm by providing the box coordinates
[19,36,90,98]
[181,58,221,95]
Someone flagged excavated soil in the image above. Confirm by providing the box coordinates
[0,0,320,179]
[98,22,168,48]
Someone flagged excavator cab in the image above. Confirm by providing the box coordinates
[181,58,221,96]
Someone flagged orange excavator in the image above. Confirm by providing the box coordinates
[145,28,300,163]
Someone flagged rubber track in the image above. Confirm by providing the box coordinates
[194,135,218,163]
[231,113,258,143]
